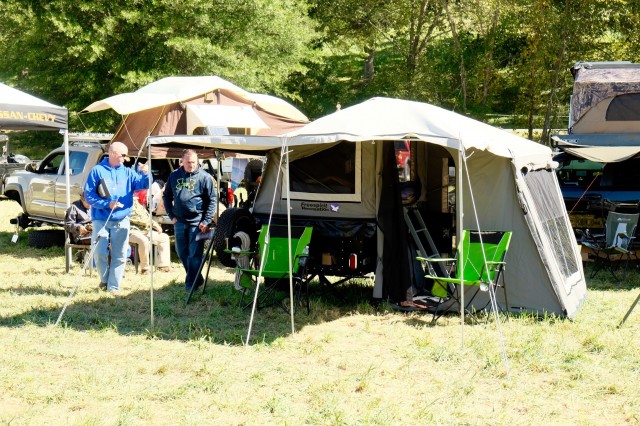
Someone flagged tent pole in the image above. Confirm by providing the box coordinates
[146,135,155,329]
[63,129,73,270]
[285,137,295,334]
[457,146,465,346]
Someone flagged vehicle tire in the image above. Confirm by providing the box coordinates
[213,208,256,267]
[28,229,66,248]
[17,213,31,229]
[9,213,31,229]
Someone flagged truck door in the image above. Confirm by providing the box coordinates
[28,152,65,218]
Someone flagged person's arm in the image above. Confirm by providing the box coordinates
[132,162,150,192]
[84,168,111,210]
[163,175,176,222]
[64,205,81,239]
[199,174,217,229]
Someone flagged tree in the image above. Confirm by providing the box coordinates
[0,0,319,131]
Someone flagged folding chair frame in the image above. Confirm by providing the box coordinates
[582,212,639,280]
[229,224,313,314]
[418,230,512,323]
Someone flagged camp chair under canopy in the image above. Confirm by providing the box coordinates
[418,230,512,322]
[582,212,639,279]
[231,224,313,313]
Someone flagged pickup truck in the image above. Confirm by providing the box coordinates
[4,140,176,233]
[0,153,32,194]
[0,136,34,195]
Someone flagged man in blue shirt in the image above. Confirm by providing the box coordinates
[84,141,149,293]
[163,149,216,291]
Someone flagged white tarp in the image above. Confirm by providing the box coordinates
[81,75,308,122]
[186,104,269,134]
[0,82,68,131]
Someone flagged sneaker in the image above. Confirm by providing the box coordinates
[185,278,204,291]
[99,282,107,291]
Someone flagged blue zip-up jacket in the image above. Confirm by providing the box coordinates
[84,158,149,221]
[163,166,216,226]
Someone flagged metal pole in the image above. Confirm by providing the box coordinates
[146,136,154,329]
[457,146,464,346]
[284,138,295,334]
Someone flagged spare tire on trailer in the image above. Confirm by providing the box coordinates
[213,208,257,267]
[28,229,66,248]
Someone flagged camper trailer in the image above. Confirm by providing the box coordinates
[149,97,587,318]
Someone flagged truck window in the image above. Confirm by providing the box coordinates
[61,152,89,176]
[39,153,64,175]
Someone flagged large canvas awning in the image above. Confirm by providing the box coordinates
[552,133,640,162]
[81,75,308,158]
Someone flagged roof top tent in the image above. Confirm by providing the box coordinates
[552,62,640,228]
[147,97,587,319]
[553,61,640,161]
[81,76,309,159]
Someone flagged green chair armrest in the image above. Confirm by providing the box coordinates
[417,256,455,263]
[223,249,256,256]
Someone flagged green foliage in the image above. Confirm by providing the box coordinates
[2,0,640,142]
[0,0,319,132]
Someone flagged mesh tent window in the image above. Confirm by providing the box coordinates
[523,168,580,287]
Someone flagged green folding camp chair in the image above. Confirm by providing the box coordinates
[418,230,512,322]
[231,224,313,313]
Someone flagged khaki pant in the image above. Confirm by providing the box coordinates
[129,229,171,270]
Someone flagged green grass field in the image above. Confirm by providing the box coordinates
[0,199,639,425]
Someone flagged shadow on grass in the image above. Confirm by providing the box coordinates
[583,261,640,291]
[0,230,66,261]
[0,272,388,345]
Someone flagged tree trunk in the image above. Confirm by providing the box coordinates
[441,0,467,111]
[364,47,376,81]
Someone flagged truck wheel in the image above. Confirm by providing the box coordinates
[28,229,66,248]
[213,208,256,267]
[9,213,31,229]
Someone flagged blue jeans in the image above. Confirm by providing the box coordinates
[92,217,130,291]
[173,221,205,289]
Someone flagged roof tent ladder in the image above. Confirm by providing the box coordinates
[403,205,447,276]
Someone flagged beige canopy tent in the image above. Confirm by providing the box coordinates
[0,82,71,206]
[147,97,588,319]
[81,76,309,158]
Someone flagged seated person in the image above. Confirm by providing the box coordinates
[64,192,92,244]
[151,179,167,215]
[129,192,172,274]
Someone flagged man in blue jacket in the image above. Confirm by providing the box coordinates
[84,141,149,292]
[163,149,216,291]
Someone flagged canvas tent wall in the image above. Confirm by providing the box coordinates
[147,97,587,318]
[81,76,308,158]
